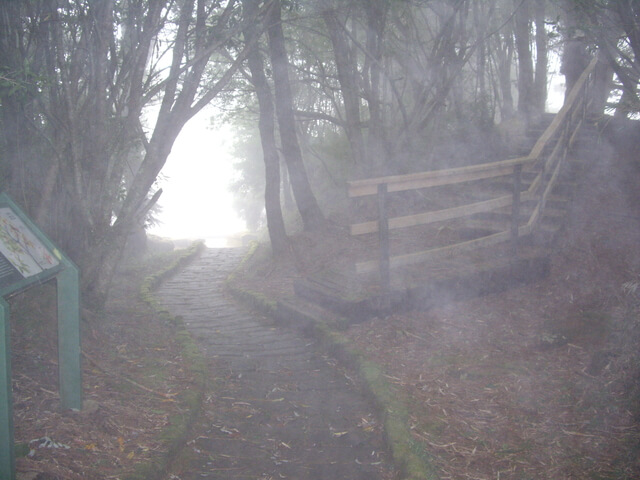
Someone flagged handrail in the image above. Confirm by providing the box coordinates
[523,56,598,233]
[350,192,530,236]
[348,56,599,286]
[347,156,533,197]
[528,57,598,162]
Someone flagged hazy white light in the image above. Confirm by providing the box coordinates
[546,53,565,113]
[149,108,246,246]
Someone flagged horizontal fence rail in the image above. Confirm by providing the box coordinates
[347,56,598,288]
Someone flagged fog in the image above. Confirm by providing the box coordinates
[147,108,246,247]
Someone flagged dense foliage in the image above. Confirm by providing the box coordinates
[0,0,636,304]
[0,0,246,305]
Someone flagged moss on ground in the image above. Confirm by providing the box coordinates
[123,241,207,480]
[226,245,439,480]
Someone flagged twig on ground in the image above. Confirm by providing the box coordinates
[82,350,177,400]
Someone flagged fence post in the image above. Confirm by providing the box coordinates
[0,298,15,480]
[511,164,522,256]
[377,183,391,301]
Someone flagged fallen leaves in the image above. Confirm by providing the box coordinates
[11,252,198,479]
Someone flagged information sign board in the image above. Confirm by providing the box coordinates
[0,203,66,298]
[0,206,60,279]
[0,193,81,480]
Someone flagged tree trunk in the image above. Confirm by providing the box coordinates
[266,0,325,232]
[361,0,388,174]
[590,57,613,117]
[560,1,590,100]
[584,1,637,116]
[0,0,250,308]
[615,87,633,119]
[533,0,548,115]
[474,0,491,129]
[281,158,294,212]
[242,0,288,256]
[496,29,515,121]
[322,4,365,165]
[514,0,535,117]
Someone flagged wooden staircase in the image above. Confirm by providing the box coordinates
[294,58,602,322]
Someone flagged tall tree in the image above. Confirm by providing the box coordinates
[533,0,548,114]
[473,0,495,129]
[360,0,389,173]
[321,0,365,166]
[491,14,516,121]
[0,0,249,306]
[265,0,325,231]
[579,0,640,117]
[514,0,535,116]
[560,0,591,100]
[241,0,289,255]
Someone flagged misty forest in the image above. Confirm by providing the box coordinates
[2,0,640,479]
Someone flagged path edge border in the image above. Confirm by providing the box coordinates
[128,240,208,480]
[226,243,439,480]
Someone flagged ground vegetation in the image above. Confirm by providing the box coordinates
[233,127,640,478]
[11,242,206,479]
[4,2,640,475]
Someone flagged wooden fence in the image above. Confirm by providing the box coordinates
[347,56,598,291]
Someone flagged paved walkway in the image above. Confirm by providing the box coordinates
[157,248,393,480]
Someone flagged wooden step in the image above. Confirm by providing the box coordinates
[293,270,376,322]
[295,246,553,319]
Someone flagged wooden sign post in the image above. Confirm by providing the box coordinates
[0,193,82,480]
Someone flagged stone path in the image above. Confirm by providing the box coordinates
[157,248,394,480]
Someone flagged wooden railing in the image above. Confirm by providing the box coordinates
[347,56,598,291]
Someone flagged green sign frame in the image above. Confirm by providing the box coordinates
[0,193,82,480]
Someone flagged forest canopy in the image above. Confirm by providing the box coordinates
[0,0,637,305]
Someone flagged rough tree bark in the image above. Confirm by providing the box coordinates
[560,0,590,102]
[0,0,249,307]
[474,0,491,128]
[360,0,389,174]
[533,0,548,115]
[494,24,515,121]
[321,2,365,165]
[514,0,535,117]
[581,1,639,117]
[241,0,289,256]
[266,0,325,231]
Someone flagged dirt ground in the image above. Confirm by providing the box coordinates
[11,248,200,480]
[8,129,640,479]
[237,133,640,479]
[343,143,640,478]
